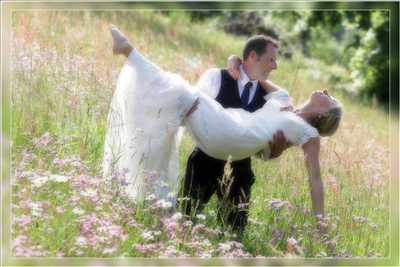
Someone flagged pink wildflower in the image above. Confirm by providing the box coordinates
[21,150,36,163]
[14,246,26,257]
[198,251,213,258]
[326,176,338,193]
[56,251,65,257]
[192,224,206,234]
[55,206,66,214]
[86,234,100,247]
[134,243,158,255]
[53,158,66,168]
[18,200,31,211]
[165,221,177,238]
[237,202,249,210]
[161,245,179,257]
[33,132,52,147]
[79,213,98,234]
[270,229,283,246]
[14,215,31,228]
[81,188,97,198]
[107,225,125,239]
[368,175,382,188]
[75,236,87,247]
[287,237,298,253]
[13,235,28,247]
[69,195,81,205]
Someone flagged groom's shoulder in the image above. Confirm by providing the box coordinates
[202,67,222,77]
[196,68,223,97]
[198,68,222,83]
[202,67,234,80]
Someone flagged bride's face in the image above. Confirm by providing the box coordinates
[310,90,337,112]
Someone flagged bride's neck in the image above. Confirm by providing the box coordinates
[294,104,316,123]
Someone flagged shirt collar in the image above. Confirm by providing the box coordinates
[239,65,257,88]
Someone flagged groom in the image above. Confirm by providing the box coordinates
[180,35,288,235]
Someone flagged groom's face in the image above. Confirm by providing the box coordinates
[253,43,278,80]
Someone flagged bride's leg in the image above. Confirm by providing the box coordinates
[109,24,197,120]
[110,24,163,74]
[110,24,133,57]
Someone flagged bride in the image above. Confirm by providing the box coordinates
[103,25,342,217]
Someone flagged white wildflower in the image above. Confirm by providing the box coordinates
[49,174,69,183]
[72,207,85,215]
[196,214,206,220]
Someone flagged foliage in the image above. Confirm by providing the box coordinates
[217,10,394,109]
[305,11,392,108]
[349,12,391,107]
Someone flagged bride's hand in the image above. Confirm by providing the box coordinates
[227,55,242,80]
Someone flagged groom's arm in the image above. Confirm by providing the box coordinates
[185,68,221,117]
[255,130,290,160]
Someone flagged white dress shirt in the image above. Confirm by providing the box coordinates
[195,66,292,107]
[237,65,258,105]
[196,65,257,103]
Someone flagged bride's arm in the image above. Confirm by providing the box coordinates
[226,55,284,93]
[302,137,325,218]
[226,55,241,80]
[227,56,293,110]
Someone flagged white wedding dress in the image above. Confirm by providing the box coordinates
[102,50,319,202]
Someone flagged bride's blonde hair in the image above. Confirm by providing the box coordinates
[311,99,343,137]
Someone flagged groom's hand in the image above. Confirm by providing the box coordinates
[280,106,294,112]
[269,130,289,159]
[185,98,200,118]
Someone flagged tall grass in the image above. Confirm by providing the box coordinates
[10,11,392,258]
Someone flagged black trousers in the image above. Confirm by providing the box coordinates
[179,148,255,234]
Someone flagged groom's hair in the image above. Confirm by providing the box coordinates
[243,35,279,60]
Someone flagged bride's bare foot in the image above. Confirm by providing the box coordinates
[110,24,133,57]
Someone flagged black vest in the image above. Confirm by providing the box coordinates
[216,69,267,112]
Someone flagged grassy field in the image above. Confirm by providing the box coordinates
[9,11,394,258]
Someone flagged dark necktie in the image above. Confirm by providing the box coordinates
[241,81,252,106]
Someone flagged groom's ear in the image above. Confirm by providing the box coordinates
[247,50,260,63]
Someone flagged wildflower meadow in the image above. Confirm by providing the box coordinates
[6,10,397,262]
